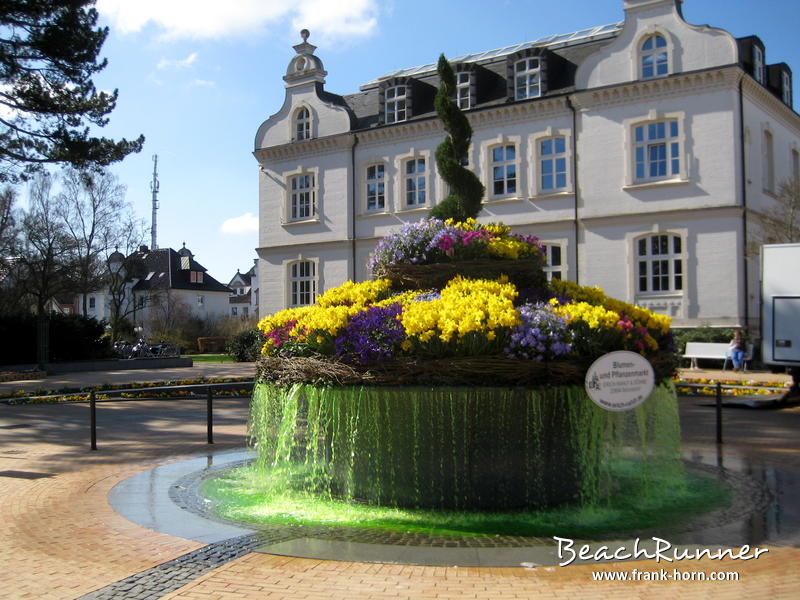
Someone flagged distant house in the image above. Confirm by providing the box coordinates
[228,260,260,320]
[77,243,232,336]
[129,244,232,331]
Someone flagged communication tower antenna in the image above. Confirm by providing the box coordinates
[150,155,160,249]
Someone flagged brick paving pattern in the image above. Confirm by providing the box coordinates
[1,368,800,599]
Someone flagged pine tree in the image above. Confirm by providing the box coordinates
[429,54,484,222]
[0,0,143,182]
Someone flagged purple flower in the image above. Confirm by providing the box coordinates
[334,304,406,364]
[505,303,573,361]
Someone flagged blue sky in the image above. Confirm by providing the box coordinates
[87,0,799,284]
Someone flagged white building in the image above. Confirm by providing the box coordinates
[254,0,799,330]
[228,260,259,319]
[81,244,232,335]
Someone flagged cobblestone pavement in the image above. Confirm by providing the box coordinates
[2,378,800,599]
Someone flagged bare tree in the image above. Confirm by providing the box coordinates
[57,167,126,315]
[16,173,77,364]
[106,215,147,343]
[0,186,22,313]
[753,177,800,246]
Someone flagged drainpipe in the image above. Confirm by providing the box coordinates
[566,95,580,285]
[738,76,750,329]
[351,133,359,282]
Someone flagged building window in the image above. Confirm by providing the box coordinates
[514,58,541,100]
[783,72,793,106]
[633,120,681,182]
[792,148,799,184]
[491,144,517,198]
[456,71,471,109]
[295,107,310,141]
[637,234,683,294]
[763,130,774,193]
[232,307,238,316]
[243,307,249,316]
[539,136,568,193]
[386,86,407,124]
[753,45,765,84]
[197,295,205,306]
[290,260,316,307]
[88,296,96,309]
[366,164,386,212]
[289,174,316,220]
[541,244,563,281]
[404,158,427,206]
[190,271,204,283]
[640,34,669,79]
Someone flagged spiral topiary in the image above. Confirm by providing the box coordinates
[429,54,485,222]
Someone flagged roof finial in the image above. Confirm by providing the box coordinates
[300,29,310,43]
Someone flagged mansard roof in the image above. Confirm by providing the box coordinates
[130,246,231,293]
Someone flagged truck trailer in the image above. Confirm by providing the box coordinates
[761,243,800,401]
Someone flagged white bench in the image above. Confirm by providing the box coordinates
[683,342,753,370]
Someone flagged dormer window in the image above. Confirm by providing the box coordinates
[386,86,408,123]
[641,34,669,79]
[782,71,793,106]
[190,271,204,283]
[514,58,541,100]
[456,71,471,110]
[295,107,310,141]
[753,45,765,84]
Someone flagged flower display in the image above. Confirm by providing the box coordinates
[368,217,544,277]
[257,272,672,366]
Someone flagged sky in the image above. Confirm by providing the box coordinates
[79,0,800,284]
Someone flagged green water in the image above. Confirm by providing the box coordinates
[202,381,728,537]
[202,459,729,538]
[246,382,684,510]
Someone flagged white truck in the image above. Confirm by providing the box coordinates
[761,243,800,401]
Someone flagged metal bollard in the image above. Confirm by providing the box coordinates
[207,387,214,445]
[90,390,97,451]
[715,381,723,445]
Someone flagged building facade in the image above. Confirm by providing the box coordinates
[228,260,259,319]
[254,0,799,330]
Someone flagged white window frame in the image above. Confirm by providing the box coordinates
[636,233,684,295]
[489,143,518,199]
[232,307,238,316]
[286,170,318,222]
[288,259,317,307]
[762,128,775,193]
[536,134,570,194]
[514,58,541,100]
[753,45,765,84]
[541,243,565,282]
[403,156,427,208]
[640,33,669,79]
[385,85,407,124]
[782,72,793,106]
[631,118,683,184]
[197,294,205,306]
[456,71,471,110]
[295,107,311,141]
[365,163,386,213]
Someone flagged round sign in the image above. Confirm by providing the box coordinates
[584,351,655,412]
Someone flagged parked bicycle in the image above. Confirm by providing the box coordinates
[115,338,180,359]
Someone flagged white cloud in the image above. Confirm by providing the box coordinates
[97,0,378,42]
[157,52,198,70]
[221,212,259,235]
